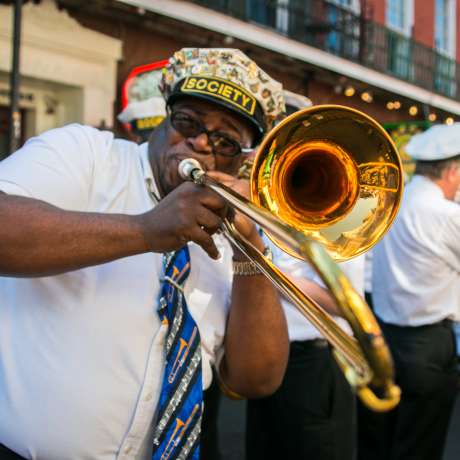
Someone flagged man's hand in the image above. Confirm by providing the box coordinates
[206,171,264,253]
[141,181,228,259]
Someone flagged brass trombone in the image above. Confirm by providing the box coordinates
[179,105,402,412]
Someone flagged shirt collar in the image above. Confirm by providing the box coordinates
[410,174,444,199]
[139,142,160,203]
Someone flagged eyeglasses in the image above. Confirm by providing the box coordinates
[170,111,253,158]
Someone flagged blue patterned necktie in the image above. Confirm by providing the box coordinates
[152,245,203,460]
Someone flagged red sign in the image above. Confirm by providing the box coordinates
[120,59,169,132]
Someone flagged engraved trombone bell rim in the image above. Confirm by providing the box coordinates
[251,105,404,262]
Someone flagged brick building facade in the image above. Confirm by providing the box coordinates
[1,0,460,149]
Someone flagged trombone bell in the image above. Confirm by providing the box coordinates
[252,105,403,261]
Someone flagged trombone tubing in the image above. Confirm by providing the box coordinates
[179,158,368,376]
[178,158,400,412]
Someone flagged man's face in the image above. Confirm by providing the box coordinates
[149,97,255,196]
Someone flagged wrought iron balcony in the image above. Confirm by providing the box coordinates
[189,0,459,100]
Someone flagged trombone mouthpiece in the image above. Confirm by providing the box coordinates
[178,158,202,181]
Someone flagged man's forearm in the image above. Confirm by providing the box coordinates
[222,274,289,398]
[288,276,341,316]
[0,194,148,277]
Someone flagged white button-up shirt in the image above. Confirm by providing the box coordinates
[268,240,364,342]
[0,125,233,460]
[372,175,460,326]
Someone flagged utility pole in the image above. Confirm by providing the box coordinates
[7,0,23,158]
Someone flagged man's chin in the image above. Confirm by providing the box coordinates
[163,156,189,192]
[162,171,186,196]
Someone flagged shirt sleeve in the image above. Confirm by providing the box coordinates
[0,124,113,212]
[266,236,317,280]
[444,210,460,274]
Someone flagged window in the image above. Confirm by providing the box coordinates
[276,0,289,34]
[324,0,361,60]
[327,0,359,10]
[279,0,360,59]
[434,0,456,97]
[385,0,414,80]
[386,0,405,32]
[435,0,456,56]
[246,0,277,28]
[386,0,413,35]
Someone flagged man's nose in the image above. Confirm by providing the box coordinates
[185,133,216,171]
[188,132,213,155]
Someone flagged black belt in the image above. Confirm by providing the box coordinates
[377,316,454,330]
[291,338,329,350]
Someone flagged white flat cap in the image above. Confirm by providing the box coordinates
[117,96,166,124]
[283,90,312,111]
[405,123,460,161]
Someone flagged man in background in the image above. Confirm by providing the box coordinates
[118,60,168,144]
[0,47,289,460]
[118,95,166,143]
[358,124,460,460]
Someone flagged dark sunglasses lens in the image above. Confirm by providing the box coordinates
[210,133,240,157]
[171,112,241,157]
[171,113,201,138]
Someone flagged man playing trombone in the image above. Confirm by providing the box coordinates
[0,48,289,460]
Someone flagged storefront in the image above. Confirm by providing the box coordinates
[0,0,122,154]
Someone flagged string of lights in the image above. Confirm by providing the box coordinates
[341,84,455,125]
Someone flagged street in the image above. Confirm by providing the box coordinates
[217,392,460,459]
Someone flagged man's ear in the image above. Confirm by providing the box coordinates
[446,162,460,181]
[441,163,455,182]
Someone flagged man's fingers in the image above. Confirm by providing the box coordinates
[206,171,250,200]
[196,207,223,234]
[207,170,238,184]
[195,189,229,219]
[190,227,221,260]
[196,186,226,210]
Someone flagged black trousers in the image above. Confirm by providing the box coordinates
[357,318,458,460]
[201,376,222,460]
[246,339,356,460]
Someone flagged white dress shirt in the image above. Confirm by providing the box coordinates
[364,250,373,294]
[372,175,460,326]
[268,240,364,342]
[0,125,233,460]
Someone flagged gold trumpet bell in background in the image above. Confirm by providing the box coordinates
[252,105,403,262]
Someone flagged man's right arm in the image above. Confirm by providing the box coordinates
[0,192,150,277]
[0,183,227,277]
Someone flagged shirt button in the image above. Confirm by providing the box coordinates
[145,393,153,401]
[124,445,132,454]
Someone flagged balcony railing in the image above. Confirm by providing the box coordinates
[189,0,459,100]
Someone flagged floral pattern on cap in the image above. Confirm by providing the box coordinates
[161,48,285,130]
